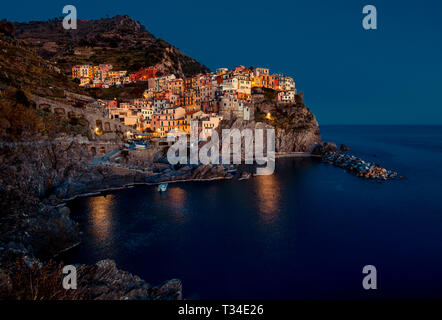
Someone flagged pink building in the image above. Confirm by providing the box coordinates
[152,107,185,137]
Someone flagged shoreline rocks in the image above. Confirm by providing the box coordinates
[322,152,398,180]
[82,259,182,300]
[312,142,338,154]
[0,258,182,300]
[0,204,81,266]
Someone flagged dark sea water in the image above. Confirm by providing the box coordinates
[65,125,442,299]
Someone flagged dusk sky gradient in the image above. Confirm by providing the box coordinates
[2,0,441,124]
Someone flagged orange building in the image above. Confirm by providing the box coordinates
[185,104,201,113]
[168,78,185,95]
[184,88,201,107]
[262,74,278,90]
[72,65,93,79]
[237,92,252,102]
[252,73,279,90]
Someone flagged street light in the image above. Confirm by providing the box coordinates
[94,127,103,135]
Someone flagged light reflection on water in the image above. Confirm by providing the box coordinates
[254,173,281,225]
[87,195,115,249]
[163,187,187,222]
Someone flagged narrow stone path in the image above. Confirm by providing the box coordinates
[91,148,121,165]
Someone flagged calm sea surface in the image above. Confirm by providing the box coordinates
[65,125,442,299]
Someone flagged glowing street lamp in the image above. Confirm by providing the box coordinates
[94,127,103,135]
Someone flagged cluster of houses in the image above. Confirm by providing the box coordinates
[74,65,296,138]
[72,64,164,88]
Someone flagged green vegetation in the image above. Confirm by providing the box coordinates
[0,89,89,141]
[0,37,94,141]
[86,82,146,100]
[0,38,85,97]
[57,48,163,74]
[56,45,209,78]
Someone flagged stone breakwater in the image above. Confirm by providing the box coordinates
[322,152,398,180]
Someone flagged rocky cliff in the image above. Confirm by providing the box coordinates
[220,90,322,153]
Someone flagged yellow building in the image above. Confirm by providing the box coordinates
[184,88,201,108]
[251,74,278,90]
[251,74,263,88]
[72,65,93,79]
[176,117,188,134]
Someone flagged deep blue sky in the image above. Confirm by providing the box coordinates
[2,0,441,124]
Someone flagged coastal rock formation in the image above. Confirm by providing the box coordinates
[219,92,322,153]
[0,204,80,265]
[275,123,321,153]
[312,142,339,155]
[190,164,231,180]
[0,258,182,300]
[322,152,398,180]
[0,138,94,198]
[81,259,182,300]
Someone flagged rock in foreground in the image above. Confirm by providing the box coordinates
[0,258,182,300]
